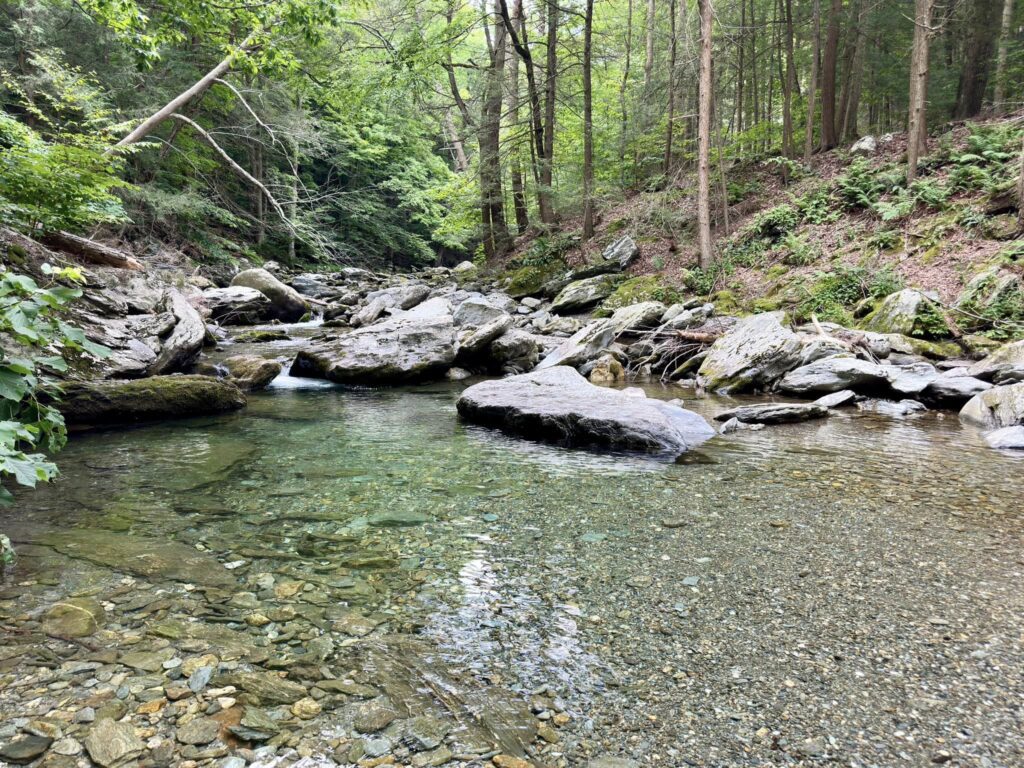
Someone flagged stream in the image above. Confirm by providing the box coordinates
[2,362,1023,767]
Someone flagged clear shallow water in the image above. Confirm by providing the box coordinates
[4,381,1024,766]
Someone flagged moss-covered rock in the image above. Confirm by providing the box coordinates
[551,273,625,313]
[598,275,681,314]
[234,329,290,343]
[502,259,568,298]
[861,289,952,339]
[60,375,246,427]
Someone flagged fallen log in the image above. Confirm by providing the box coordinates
[41,231,144,271]
[674,329,722,344]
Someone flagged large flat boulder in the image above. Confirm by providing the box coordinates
[232,268,308,322]
[714,402,830,424]
[291,297,456,385]
[959,382,1024,428]
[697,312,803,393]
[456,367,714,454]
[203,286,276,325]
[535,319,617,371]
[861,289,951,339]
[550,274,623,313]
[778,357,887,394]
[60,375,246,427]
[967,339,1024,380]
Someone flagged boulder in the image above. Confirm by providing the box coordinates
[232,268,308,322]
[488,329,541,370]
[42,598,105,638]
[350,294,397,327]
[60,375,246,426]
[290,273,336,299]
[291,298,456,385]
[777,357,887,394]
[882,361,939,395]
[984,426,1024,450]
[662,303,714,330]
[602,235,640,269]
[454,297,509,328]
[861,289,951,339]
[536,319,618,371]
[220,355,283,391]
[857,399,927,417]
[550,274,623,313]
[607,301,667,331]
[147,290,206,375]
[959,382,1024,428]
[203,286,275,325]
[713,403,830,424]
[814,389,858,408]
[967,339,1024,380]
[697,312,803,393]
[453,260,478,276]
[457,314,513,356]
[849,135,877,155]
[922,375,992,405]
[589,354,626,384]
[456,367,714,455]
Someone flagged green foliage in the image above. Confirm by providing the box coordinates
[600,275,681,312]
[796,189,840,224]
[836,159,904,210]
[727,179,762,205]
[866,227,902,253]
[749,204,800,241]
[779,232,820,266]
[795,265,904,323]
[0,263,107,503]
[0,58,129,233]
[513,233,576,268]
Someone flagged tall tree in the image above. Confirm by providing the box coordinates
[479,2,511,258]
[696,0,714,268]
[993,0,1016,113]
[582,0,595,238]
[507,0,530,233]
[908,0,935,182]
[820,0,843,150]
[781,0,798,159]
[804,0,820,160]
[954,0,1004,118]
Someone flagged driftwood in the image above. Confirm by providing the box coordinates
[41,231,144,271]
[674,329,723,344]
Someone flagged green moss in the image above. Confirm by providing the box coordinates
[599,275,682,312]
[234,329,290,343]
[503,259,567,298]
[712,289,741,314]
[751,297,783,313]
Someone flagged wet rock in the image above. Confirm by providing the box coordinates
[228,707,280,741]
[368,510,429,527]
[446,366,472,381]
[588,758,641,768]
[960,382,1024,428]
[713,403,830,425]
[203,286,276,325]
[778,357,886,394]
[857,399,927,417]
[216,672,307,704]
[234,328,289,343]
[814,389,857,408]
[84,718,144,767]
[550,274,624,313]
[60,375,246,427]
[984,426,1024,449]
[862,289,951,339]
[968,339,1024,380]
[0,734,52,764]
[42,597,105,638]
[177,716,220,745]
[489,329,541,370]
[232,268,308,322]
[403,716,450,751]
[291,298,456,385]
[535,319,617,371]
[37,530,236,587]
[458,314,513,356]
[457,367,714,454]
[697,313,803,393]
[290,697,321,719]
[589,354,625,384]
[883,361,939,395]
[218,355,282,391]
[121,647,176,672]
[493,757,534,768]
[922,375,992,405]
[454,297,508,328]
[354,698,400,733]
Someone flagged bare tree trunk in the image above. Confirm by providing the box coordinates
[41,231,144,270]
[1018,134,1024,232]
[820,0,842,149]
[697,0,715,268]
[954,0,1003,118]
[993,0,1015,113]
[479,4,511,258]
[583,0,596,239]
[837,0,862,138]
[444,111,470,172]
[542,0,559,224]
[907,0,934,182]
[288,95,301,264]
[644,0,656,91]
[750,0,760,143]
[804,0,820,161]
[736,0,746,144]
[114,41,254,148]
[507,0,530,233]
[782,0,797,159]
[619,0,634,187]
[664,0,679,173]
[841,2,867,140]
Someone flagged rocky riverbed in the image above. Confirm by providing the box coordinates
[3,385,1024,768]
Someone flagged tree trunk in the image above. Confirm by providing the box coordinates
[820,0,843,150]
[840,1,867,140]
[837,0,865,140]
[805,0,821,161]
[542,0,559,224]
[444,111,470,172]
[644,0,656,91]
[582,0,595,239]
[619,0,634,187]
[697,0,715,268]
[736,0,746,142]
[479,4,511,258]
[907,0,934,182]
[41,231,144,270]
[993,0,1016,113]
[664,0,679,173]
[954,0,1003,118]
[507,0,530,234]
[782,0,797,159]
[1018,134,1024,232]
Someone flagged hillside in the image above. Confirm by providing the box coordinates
[497,115,1024,346]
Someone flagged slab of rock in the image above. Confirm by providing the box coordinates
[60,375,246,426]
[42,598,105,638]
[0,735,52,765]
[203,286,275,325]
[291,298,456,385]
[959,382,1024,428]
[215,672,307,704]
[458,315,513,356]
[968,339,1024,380]
[84,719,144,767]
[608,301,667,331]
[176,716,220,745]
[857,399,927,417]
[488,329,541,370]
[350,293,397,327]
[862,289,951,339]
[535,319,617,371]
[550,274,623,313]
[149,290,206,375]
[454,297,508,328]
[922,375,992,405]
[457,367,714,454]
[662,303,714,330]
[883,361,939,394]
[697,312,803,393]
[602,235,640,269]
[814,389,857,408]
[219,355,282,391]
[713,403,830,424]
[984,426,1024,450]
[232,268,308,321]
[778,357,887,394]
